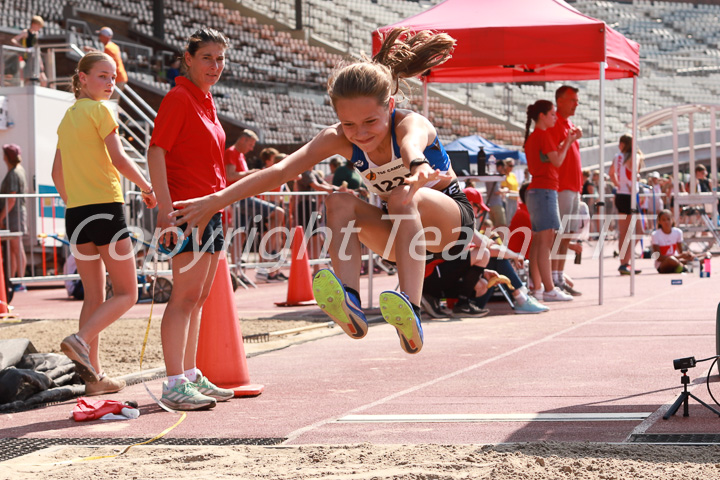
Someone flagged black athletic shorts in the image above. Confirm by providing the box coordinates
[441,181,475,258]
[65,202,130,246]
[381,180,475,262]
[163,212,224,256]
[615,193,632,215]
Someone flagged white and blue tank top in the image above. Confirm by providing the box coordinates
[349,110,452,197]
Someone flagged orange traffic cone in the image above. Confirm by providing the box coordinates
[197,251,264,397]
[0,247,9,315]
[275,226,316,307]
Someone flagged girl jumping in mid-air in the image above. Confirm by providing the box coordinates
[171,28,476,354]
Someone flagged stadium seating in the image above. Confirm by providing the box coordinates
[3,0,720,148]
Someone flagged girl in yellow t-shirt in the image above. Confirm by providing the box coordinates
[52,52,156,395]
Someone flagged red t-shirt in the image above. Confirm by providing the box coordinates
[525,128,559,191]
[507,202,532,257]
[549,113,582,193]
[224,145,248,184]
[150,76,226,201]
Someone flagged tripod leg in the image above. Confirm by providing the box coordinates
[663,392,688,420]
[688,393,720,417]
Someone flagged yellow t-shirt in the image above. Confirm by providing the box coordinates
[502,172,519,192]
[57,99,124,208]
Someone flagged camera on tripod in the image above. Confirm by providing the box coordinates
[673,356,696,370]
[664,354,720,420]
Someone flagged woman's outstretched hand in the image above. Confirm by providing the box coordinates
[401,168,453,204]
[171,193,219,238]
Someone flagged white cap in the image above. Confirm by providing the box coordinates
[96,26,113,37]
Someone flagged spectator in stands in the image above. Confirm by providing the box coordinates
[661,173,683,210]
[507,183,532,260]
[225,130,258,182]
[172,28,473,354]
[486,160,508,227]
[548,85,583,297]
[523,100,580,303]
[147,28,236,411]
[293,166,347,274]
[259,147,289,205]
[582,170,598,234]
[608,134,644,275]
[167,58,181,88]
[582,170,594,197]
[691,164,711,193]
[260,147,279,170]
[52,52,156,396]
[329,155,363,190]
[225,133,287,283]
[647,171,664,219]
[502,158,519,223]
[256,147,289,282]
[0,144,27,291]
[10,15,46,86]
[84,27,128,94]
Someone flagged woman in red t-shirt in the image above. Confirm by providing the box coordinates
[147,28,234,411]
[523,100,580,303]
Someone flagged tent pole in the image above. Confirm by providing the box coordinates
[422,76,429,118]
[672,108,679,224]
[630,75,638,296]
[711,107,717,225]
[598,62,606,305]
[689,113,696,194]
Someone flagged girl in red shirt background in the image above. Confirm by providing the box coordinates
[523,100,580,303]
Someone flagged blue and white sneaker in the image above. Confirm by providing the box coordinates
[514,296,549,314]
[312,269,368,339]
[379,291,424,354]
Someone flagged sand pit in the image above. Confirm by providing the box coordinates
[3,442,720,479]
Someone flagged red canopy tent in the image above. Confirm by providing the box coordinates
[372,0,641,303]
[371,0,639,83]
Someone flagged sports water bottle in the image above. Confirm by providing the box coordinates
[702,257,711,278]
[487,156,497,175]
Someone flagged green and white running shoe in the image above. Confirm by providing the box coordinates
[379,291,424,354]
[161,380,217,411]
[313,269,368,339]
[192,374,234,401]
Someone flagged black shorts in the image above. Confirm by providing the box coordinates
[442,181,475,258]
[164,212,224,256]
[381,180,475,261]
[65,202,130,246]
[615,194,632,215]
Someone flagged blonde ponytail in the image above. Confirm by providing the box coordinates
[328,27,455,107]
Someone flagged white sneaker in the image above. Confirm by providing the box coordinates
[543,287,573,302]
[530,289,544,301]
